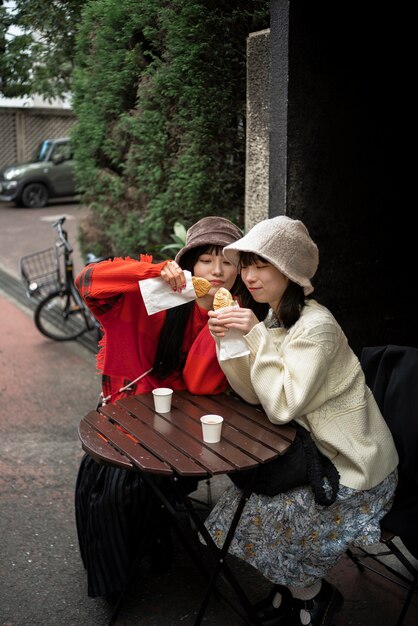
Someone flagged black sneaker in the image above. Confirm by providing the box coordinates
[291,580,344,625]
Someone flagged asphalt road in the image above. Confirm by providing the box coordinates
[1,200,417,626]
[0,199,87,280]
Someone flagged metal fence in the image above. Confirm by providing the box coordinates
[0,107,76,168]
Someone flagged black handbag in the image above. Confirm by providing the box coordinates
[229,422,340,506]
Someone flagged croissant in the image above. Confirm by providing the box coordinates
[213,287,235,310]
[192,276,212,298]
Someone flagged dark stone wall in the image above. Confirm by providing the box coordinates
[270,1,414,355]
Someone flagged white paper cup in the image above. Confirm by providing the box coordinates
[152,388,173,413]
[200,414,224,443]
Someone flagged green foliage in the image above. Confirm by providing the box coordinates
[0,0,84,100]
[72,0,269,257]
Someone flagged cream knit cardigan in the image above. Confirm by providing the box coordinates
[216,300,398,490]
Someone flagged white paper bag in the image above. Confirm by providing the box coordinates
[217,304,250,361]
[138,270,197,315]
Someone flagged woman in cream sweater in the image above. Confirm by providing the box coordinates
[207,216,398,626]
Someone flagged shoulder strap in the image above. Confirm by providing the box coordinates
[297,424,340,506]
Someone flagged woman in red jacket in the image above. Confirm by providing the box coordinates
[75,216,244,600]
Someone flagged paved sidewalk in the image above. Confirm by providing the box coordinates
[0,279,417,625]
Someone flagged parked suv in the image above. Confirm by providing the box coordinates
[0,137,77,208]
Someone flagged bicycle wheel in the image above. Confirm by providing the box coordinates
[34,289,92,341]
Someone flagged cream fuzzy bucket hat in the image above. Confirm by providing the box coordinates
[223,215,319,295]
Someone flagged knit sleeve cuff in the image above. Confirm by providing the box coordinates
[244,321,270,353]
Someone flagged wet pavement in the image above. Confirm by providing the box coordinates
[0,203,417,625]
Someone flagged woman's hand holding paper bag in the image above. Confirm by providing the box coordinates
[209,287,250,360]
[139,269,214,316]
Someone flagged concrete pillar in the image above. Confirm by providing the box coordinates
[245,30,270,231]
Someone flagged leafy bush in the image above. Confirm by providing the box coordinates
[72,0,269,258]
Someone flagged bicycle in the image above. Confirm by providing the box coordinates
[19,216,102,341]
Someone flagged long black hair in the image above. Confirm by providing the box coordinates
[152,244,248,379]
[238,252,305,329]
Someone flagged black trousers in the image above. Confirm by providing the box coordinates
[75,453,175,597]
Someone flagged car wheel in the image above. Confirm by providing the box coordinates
[20,183,49,208]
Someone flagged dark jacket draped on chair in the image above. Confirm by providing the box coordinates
[361,344,418,557]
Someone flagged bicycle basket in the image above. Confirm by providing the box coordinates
[19,247,61,298]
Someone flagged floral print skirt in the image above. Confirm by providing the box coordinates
[203,469,398,588]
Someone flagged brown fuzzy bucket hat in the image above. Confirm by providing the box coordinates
[223,215,319,295]
[175,216,243,265]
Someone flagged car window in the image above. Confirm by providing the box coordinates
[51,142,73,162]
